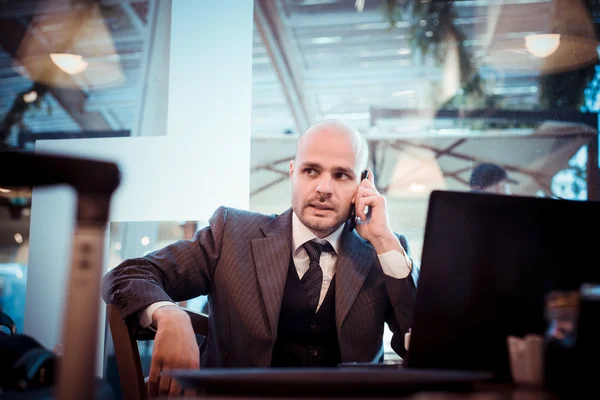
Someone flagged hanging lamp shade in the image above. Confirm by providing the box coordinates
[485,0,598,75]
[15,0,125,89]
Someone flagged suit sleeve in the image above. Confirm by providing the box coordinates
[382,234,417,358]
[101,206,228,326]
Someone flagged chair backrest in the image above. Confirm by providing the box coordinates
[106,304,209,400]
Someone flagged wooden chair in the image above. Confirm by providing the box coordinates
[106,304,209,400]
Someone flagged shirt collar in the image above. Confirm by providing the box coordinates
[292,211,344,255]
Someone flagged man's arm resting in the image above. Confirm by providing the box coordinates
[152,303,192,326]
[140,301,177,329]
[147,304,199,397]
[101,206,230,323]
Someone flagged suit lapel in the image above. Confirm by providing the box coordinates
[251,208,293,338]
[335,230,375,332]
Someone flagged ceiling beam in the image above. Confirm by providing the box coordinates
[0,17,112,132]
[251,175,289,197]
[390,140,548,181]
[371,107,599,130]
[254,0,315,134]
[251,155,294,173]
[119,0,146,35]
[478,1,503,59]
[434,138,468,160]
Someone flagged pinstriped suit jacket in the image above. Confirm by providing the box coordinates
[101,206,417,367]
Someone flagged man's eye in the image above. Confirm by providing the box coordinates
[334,172,350,180]
[304,168,316,176]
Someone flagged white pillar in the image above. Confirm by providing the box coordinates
[24,0,254,376]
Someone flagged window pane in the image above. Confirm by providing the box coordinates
[249,0,600,359]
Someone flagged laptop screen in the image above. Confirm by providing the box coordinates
[405,190,600,381]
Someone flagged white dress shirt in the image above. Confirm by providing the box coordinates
[139,212,415,327]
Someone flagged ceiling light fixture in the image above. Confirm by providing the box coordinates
[310,36,342,45]
[49,53,89,75]
[17,2,124,88]
[524,34,561,58]
[409,182,427,193]
[486,0,598,74]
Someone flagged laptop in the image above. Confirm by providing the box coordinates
[404,190,600,381]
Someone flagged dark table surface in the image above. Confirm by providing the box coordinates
[155,383,559,400]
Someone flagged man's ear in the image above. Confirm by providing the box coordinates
[289,160,295,178]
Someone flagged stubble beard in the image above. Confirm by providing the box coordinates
[294,194,347,237]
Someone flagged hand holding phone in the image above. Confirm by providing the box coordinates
[348,170,369,232]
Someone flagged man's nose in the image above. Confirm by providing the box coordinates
[316,175,333,196]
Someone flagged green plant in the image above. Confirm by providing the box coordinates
[0,84,50,147]
[379,0,499,109]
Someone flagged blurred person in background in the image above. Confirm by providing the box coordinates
[469,163,519,195]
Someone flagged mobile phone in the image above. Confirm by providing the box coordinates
[347,170,369,232]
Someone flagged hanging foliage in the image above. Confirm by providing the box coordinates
[0,84,50,147]
[540,63,597,110]
[579,64,600,112]
[379,0,499,109]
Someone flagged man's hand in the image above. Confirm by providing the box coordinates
[148,305,200,398]
[353,168,403,255]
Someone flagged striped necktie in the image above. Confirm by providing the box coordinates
[301,240,335,312]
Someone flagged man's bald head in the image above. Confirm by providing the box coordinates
[289,119,369,237]
[295,119,369,172]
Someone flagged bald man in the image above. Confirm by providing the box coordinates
[102,120,419,396]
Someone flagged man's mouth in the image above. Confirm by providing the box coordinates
[308,204,335,212]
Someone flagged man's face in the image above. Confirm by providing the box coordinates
[290,128,362,238]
